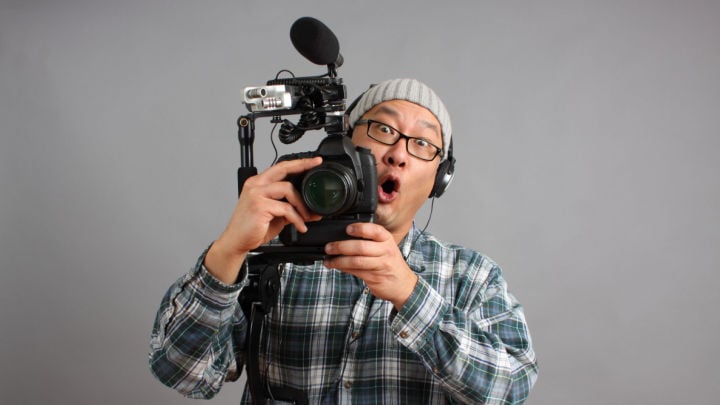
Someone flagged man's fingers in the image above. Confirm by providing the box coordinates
[261,199,312,233]
[325,239,377,257]
[344,222,391,242]
[257,156,323,184]
[257,182,306,215]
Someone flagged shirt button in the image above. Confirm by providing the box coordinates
[352,332,360,339]
[363,287,370,294]
[399,331,409,339]
[344,380,353,389]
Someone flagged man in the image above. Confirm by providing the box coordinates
[149,78,538,403]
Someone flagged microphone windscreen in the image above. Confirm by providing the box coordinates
[290,17,340,65]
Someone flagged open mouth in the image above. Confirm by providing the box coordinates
[378,175,400,203]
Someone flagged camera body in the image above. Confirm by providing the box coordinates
[276,134,377,246]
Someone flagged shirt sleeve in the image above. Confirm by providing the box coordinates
[148,250,249,399]
[390,251,538,404]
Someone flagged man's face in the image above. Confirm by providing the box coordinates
[351,99,443,241]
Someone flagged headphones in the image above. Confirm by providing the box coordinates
[430,137,455,198]
[345,90,456,199]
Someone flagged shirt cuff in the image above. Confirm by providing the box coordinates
[190,248,247,305]
[390,276,446,351]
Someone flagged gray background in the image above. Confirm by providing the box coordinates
[1,1,718,404]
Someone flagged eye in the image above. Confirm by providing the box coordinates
[377,123,394,135]
[412,138,431,148]
[413,138,435,152]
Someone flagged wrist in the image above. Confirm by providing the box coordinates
[392,272,419,311]
[204,241,248,285]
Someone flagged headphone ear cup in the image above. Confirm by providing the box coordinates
[430,157,455,198]
[429,138,455,198]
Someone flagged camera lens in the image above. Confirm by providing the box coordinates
[302,163,356,215]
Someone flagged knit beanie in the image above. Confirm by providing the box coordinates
[347,78,452,161]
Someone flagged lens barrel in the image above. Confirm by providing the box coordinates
[301,162,356,215]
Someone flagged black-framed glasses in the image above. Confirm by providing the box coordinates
[354,119,443,161]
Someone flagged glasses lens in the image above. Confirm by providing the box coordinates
[367,122,395,143]
[407,139,438,161]
[366,121,439,161]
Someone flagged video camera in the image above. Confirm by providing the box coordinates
[236,17,377,263]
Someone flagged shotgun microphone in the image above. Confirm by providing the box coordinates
[290,16,344,67]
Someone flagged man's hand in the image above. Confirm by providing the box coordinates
[324,223,418,311]
[205,157,323,284]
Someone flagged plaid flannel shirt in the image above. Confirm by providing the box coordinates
[149,226,538,404]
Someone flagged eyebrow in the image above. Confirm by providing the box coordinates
[372,105,441,133]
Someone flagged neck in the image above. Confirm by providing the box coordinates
[389,223,413,245]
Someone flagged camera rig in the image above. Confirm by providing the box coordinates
[236,68,345,405]
[233,16,380,404]
[237,72,358,258]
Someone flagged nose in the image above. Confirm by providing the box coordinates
[384,137,409,168]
